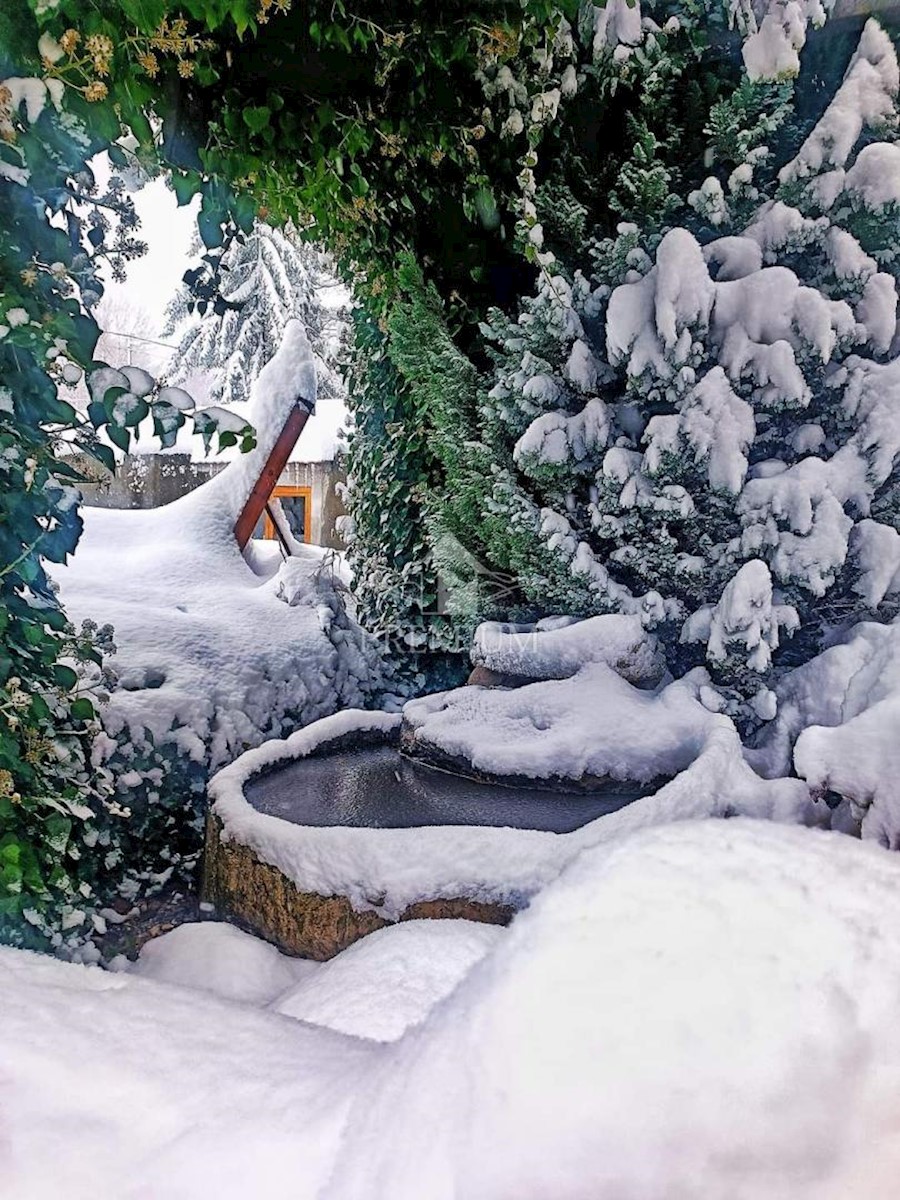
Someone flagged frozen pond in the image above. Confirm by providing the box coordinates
[245,745,646,834]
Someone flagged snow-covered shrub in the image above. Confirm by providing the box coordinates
[471,18,900,726]
[343,0,758,679]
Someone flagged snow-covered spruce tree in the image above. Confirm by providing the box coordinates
[343,0,754,672]
[164,221,345,405]
[473,18,900,728]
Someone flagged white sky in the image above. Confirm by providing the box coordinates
[90,155,199,342]
[81,155,348,464]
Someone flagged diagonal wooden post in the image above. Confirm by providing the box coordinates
[234,402,312,551]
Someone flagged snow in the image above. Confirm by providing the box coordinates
[850,518,900,607]
[0,943,375,1200]
[7,820,900,1198]
[739,457,855,596]
[742,0,831,81]
[514,396,609,469]
[127,915,497,1042]
[779,19,898,182]
[703,234,763,281]
[607,225,858,409]
[131,921,316,1004]
[754,619,900,847]
[471,612,664,682]
[703,558,798,672]
[404,663,721,784]
[272,919,502,1042]
[643,366,755,494]
[592,0,643,54]
[2,76,53,125]
[326,819,900,1200]
[53,322,380,790]
[844,140,900,209]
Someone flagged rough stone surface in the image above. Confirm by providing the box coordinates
[202,813,514,960]
[466,665,536,690]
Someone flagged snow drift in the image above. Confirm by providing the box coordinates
[55,320,381,778]
[4,819,900,1199]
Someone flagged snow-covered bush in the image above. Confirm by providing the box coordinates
[470,19,900,726]
[343,0,762,679]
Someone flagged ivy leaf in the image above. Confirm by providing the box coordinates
[243,106,271,135]
[70,698,95,722]
[123,399,149,428]
[53,664,78,691]
[87,401,107,429]
[91,444,116,473]
[119,0,168,30]
[107,424,130,453]
[172,171,202,206]
[198,209,224,249]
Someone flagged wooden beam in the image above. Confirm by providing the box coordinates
[234,403,311,550]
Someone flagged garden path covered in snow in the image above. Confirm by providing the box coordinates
[4,819,900,1199]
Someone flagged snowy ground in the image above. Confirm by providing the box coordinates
[3,819,900,1199]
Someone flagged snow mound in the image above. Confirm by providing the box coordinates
[471,613,664,684]
[54,321,381,790]
[8,821,900,1197]
[754,619,900,847]
[0,943,374,1200]
[328,819,900,1200]
[272,919,502,1042]
[403,663,715,784]
[131,921,316,1005]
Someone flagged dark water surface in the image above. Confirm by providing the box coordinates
[245,746,644,834]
